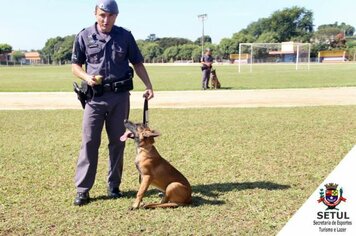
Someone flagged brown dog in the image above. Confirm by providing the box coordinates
[120,120,192,209]
[210,69,221,89]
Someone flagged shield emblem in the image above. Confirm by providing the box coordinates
[325,189,338,203]
[318,183,346,210]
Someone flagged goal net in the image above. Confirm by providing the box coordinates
[237,42,311,73]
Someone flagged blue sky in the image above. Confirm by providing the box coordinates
[1,0,355,50]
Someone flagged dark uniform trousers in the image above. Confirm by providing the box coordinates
[75,90,130,193]
[202,68,211,89]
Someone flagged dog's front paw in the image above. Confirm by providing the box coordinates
[130,201,142,210]
[130,205,139,211]
[129,206,138,211]
[130,201,146,210]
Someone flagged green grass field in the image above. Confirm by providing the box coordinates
[0,63,356,91]
[1,107,356,235]
[1,63,356,235]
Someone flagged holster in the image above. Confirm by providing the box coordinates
[73,82,89,109]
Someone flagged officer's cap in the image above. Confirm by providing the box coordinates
[96,0,119,14]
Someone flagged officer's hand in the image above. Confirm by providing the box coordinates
[85,75,97,87]
[143,89,154,100]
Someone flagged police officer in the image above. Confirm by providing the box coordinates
[201,48,213,90]
[71,0,154,206]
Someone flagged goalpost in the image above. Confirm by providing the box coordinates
[238,42,311,73]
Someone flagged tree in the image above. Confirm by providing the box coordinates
[233,6,313,44]
[157,37,193,52]
[0,44,12,54]
[242,18,270,41]
[346,38,356,48]
[232,31,254,44]
[136,39,146,51]
[163,46,179,62]
[308,43,325,58]
[348,47,356,61]
[231,31,254,54]
[53,35,75,64]
[141,42,162,63]
[12,51,25,63]
[191,47,202,62]
[41,37,62,64]
[312,22,354,50]
[318,22,355,36]
[146,34,158,42]
[313,27,340,44]
[267,6,313,42]
[255,32,279,43]
[339,22,355,36]
[217,38,236,59]
[177,44,199,60]
[194,35,212,45]
[41,35,75,64]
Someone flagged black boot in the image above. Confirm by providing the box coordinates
[74,192,90,206]
[107,187,123,198]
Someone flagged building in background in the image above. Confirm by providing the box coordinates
[24,52,41,64]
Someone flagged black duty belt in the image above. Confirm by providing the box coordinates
[102,78,133,93]
[102,81,123,92]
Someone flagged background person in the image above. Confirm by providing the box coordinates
[200,48,214,90]
[71,0,154,206]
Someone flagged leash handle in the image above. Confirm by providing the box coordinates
[143,98,149,126]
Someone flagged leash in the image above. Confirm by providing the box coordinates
[143,98,149,126]
[139,98,149,184]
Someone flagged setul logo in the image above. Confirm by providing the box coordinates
[314,183,352,233]
[318,183,347,210]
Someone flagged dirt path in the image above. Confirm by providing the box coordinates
[1,87,356,110]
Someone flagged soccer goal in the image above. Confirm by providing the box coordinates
[238,42,311,73]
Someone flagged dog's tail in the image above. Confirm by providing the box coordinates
[143,202,188,209]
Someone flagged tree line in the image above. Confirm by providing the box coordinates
[2,6,355,64]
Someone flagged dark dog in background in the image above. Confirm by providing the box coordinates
[210,69,221,89]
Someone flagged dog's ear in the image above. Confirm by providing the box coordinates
[142,130,160,138]
[151,130,161,137]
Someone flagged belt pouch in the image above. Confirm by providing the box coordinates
[113,78,133,93]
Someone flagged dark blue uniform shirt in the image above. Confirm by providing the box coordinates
[72,23,143,83]
[201,54,213,64]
